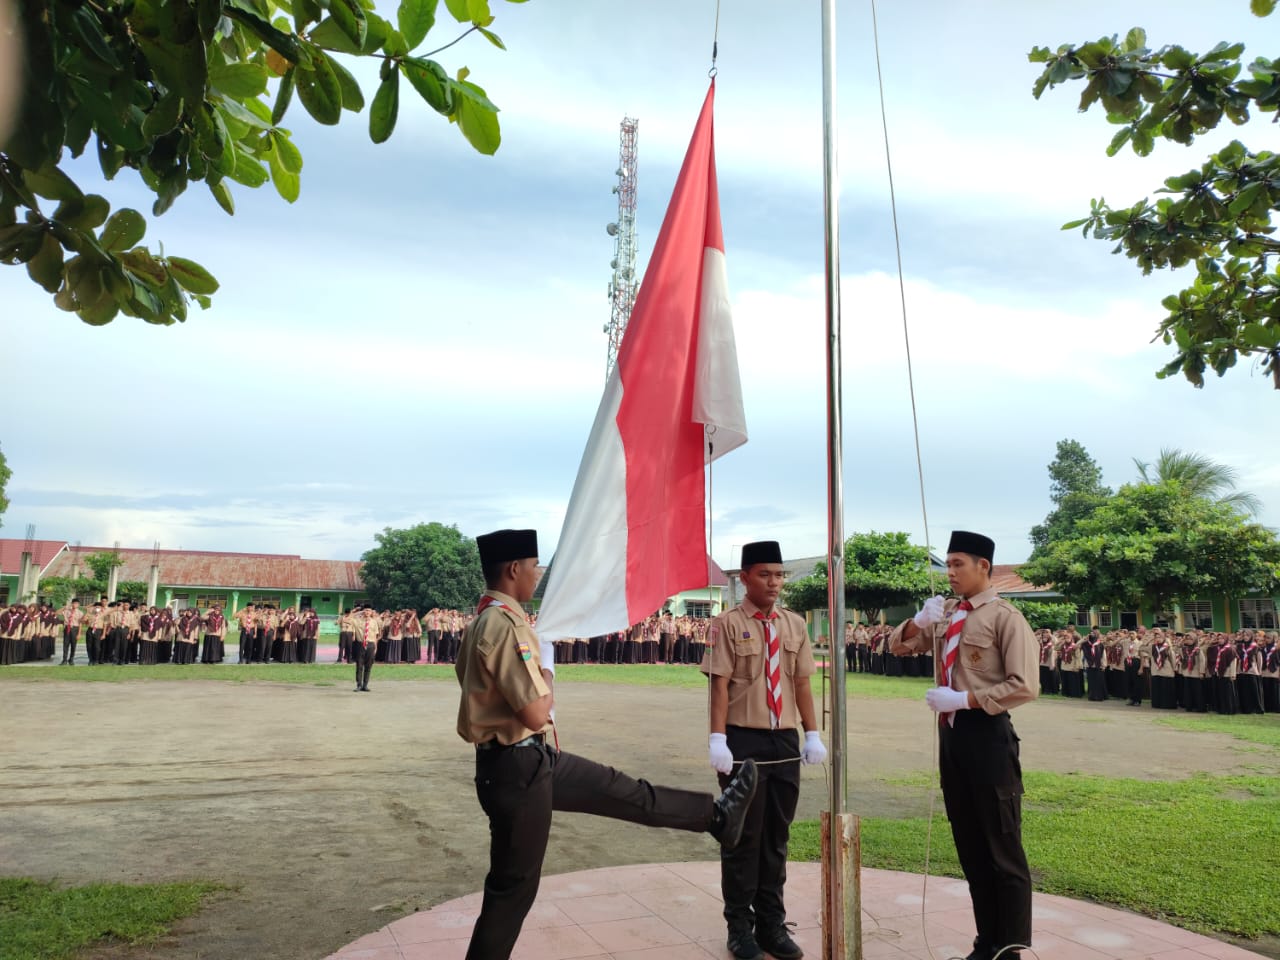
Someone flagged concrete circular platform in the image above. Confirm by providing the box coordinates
[324,862,1268,960]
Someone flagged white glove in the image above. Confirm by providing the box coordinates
[925,686,971,714]
[802,730,827,765]
[709,733,734,775]
[539,639,556,675]
[913,595,946,630]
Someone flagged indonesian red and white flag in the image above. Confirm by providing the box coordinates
[536,82,746,643]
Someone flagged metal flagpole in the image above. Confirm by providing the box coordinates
[819,0,860,955]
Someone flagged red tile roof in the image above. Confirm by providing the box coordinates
[0,539,68,576]
[43,546,365,592]
[991,564,1058,596]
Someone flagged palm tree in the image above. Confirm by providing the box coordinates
[1133,447,1262,515]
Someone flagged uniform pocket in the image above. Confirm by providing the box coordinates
[782,634,802,672]
[733,638,760,678]
[995,786,1023,834]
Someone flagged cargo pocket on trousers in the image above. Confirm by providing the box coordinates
[995,786,1022,834]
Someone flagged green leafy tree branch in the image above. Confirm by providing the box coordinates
[1,0,524,327]
[1029,2,1280,389]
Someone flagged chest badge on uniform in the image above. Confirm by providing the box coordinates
[742,630,751,639]
[517,638,531,661]
[968,651,981,664]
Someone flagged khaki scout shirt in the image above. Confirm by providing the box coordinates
[352,612,381,647]
[701,599,816,730]
[455,590,552,746]
[890,587,1038,715]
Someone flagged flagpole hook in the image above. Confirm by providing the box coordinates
[708,0,720,78]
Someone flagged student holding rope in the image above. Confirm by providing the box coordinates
[702,539,827,960]
[890,530,1039,960]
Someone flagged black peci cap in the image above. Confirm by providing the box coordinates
[947,530,995,564]
[741,540,783,567]
[477,529,538,566]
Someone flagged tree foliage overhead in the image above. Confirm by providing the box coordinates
[782,531,935,623]
[1020,480,1280,615]
[1029,439,1112,559]
[2,0,522,327]
[1008,599,1078,631]
[1133,446,1261,514]
[359,521,482,611]
[1029,3,1280,389]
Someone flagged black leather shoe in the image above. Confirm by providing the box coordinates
[757,923,803,959]
[710,758,758,849]
[726,927,765,960]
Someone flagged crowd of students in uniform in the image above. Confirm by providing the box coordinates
[0,598,235,666]
[840,620,1280,715]
[547,613,714,665]
[332,607,470,664]
[1032,625,1280,715]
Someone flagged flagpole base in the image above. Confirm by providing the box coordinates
[820,811,862,960]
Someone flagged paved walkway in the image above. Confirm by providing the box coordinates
[323,863,1267,960]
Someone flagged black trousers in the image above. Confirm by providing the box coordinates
[1085,666,1107,701]
[86,628,103,664]
[1263,676,1280,713]
[1038,665,1057,695]
[1125,662,1142,703]
[715,726,800,934]
[111,627,128,664]
[61,627,79,665]
[1238,674,1263,714]
[353,642,375,688]
[1182,676,1207,712]
[1214,676,1239,715]
[939,710,1032,954]
[466,741,712,960]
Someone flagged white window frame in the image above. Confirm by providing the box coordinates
[1098,608,1113,628]
[1074,606,1091,628]
[1181,601,1214,630]
[1239,598,1277,630]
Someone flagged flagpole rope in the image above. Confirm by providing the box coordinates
[709,0,721,77]
[867,2,943,958]
[869,5,1037,959]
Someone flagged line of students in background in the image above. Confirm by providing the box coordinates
[0,598,233,666]
[231,604,322,663]
[548,613,713,664]
[333,607,469,665]
[843,622,934,676]
[1035,625,1279,715]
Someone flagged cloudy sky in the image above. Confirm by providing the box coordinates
[4,0,1278,569]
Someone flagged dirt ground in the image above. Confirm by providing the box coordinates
[3,674,1277,960]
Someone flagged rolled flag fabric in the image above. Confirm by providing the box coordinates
[536,81,746,643]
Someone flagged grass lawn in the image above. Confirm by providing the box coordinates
[0,878,219,960]
[1,662,932,698]
[1155,712,1280,749]
[791,771,1280,938]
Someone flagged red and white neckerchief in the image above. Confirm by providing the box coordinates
[752,610,782,729]
[476,594,510,615]
[362,616,375,647]
[939,600,974,727]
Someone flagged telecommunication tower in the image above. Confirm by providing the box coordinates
[604,117,639,379]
